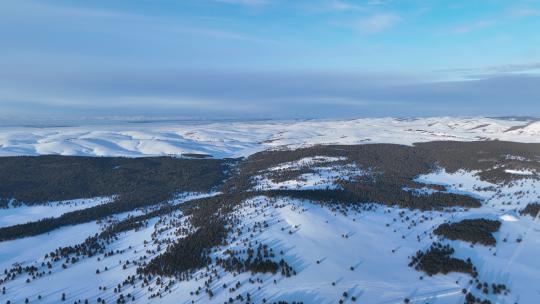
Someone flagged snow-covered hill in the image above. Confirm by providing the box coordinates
[1,167,539,304]
[508,121,540,135]
[1,120,540,304]
[0,117,539,158]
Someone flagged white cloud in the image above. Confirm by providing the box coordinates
[450,6,539,35]
[452,20,494,34]
[213,0,269,7]
[356,13,400,33]
[327,0,365,12]
[508,7,540,18]
[440,62,540,79]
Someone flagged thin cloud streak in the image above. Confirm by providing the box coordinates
[508,7,540,18]
[452,20,495,34]
[355,13,400,33]
[213,0,269,7]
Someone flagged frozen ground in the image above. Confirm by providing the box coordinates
[1,118,540,303]
[1,117,539,158]
[0,197,113,228]
[1,167,539,303]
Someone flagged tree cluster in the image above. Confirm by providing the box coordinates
[0,156,231,241]
[434,219,501,246]
[409,242,477,277]
[520,203,540,218]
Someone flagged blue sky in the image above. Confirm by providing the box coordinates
[1,0,540,121]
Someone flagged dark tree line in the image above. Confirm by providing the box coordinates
[141,219,227,276]
[216,243,294,276]
[0,189,170,241]
[434,219,501,246]
[224,141,540,196]
[222,141,540,211]
[409,242,477,277]
[0,156,231,241]
[141,193,253,276]
[520,203,540,218]
[260,187,480,211]
[0,155,227,205]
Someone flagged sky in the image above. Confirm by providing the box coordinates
[1,0,540,122]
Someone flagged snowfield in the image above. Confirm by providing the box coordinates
[1,169,539,303]
[1,117,540,158]
[0,197,113,228]
[1,118,540,304]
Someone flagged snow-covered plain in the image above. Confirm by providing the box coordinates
[1,117,539,158]
[1,117,540,304]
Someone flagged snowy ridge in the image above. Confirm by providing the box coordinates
[508,121,540,135]
[0,117,539,158]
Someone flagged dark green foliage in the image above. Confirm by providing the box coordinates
[0,156,229,241]
[216,243,293,275]
[267,167,317,184]
[224,141,540,195]
[263,189,480,210]
[222,143,434,193]
[339,181,481,210]
[409,243,476,276]
[181,153,212,159]
[0,197,8,208]
[0,190,170,241]
[141,193,253,276]
[520,203,540,218]
[434,219,501,246]
[415,141,540,183]
[465,292,492,304]
[0,155,226,205]
[224,142,534,211]
[141,219,227,276]
[218,255,280,274]
[2,140,538,281]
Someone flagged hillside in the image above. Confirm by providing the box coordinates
[1,117,540,158]
[0,140,539,304]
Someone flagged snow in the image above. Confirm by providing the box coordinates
[0,192,211,278]
[0,197,112,228]
[500,214,519,222]
[2,168,540,303]
[505,169,535,176]
[252,157,364,191]
[208,198,465,304]
[1,117,540,158]
[267,156,347,172]
[1,117,540,303]
[0,221,102,272]
[509,121,540,134]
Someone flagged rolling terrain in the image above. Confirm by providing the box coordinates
[1,117,540,158]
[0,119,539,304]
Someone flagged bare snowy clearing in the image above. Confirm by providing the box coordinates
[0,197,112,228]
[252,157,364,191]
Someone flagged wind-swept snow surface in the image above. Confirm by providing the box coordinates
[1,117,540,157]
